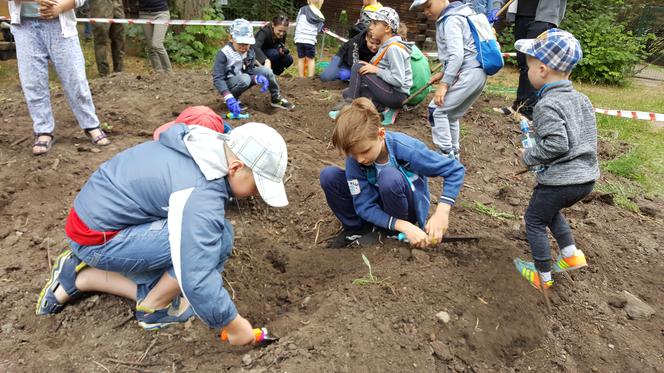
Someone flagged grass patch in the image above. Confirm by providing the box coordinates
[594,181,641,213]
[352,254,383,286]
[463,201,518,221]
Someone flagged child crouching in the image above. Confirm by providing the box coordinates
[320,97,465,248]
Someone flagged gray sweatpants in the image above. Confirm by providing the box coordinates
[140,10,172,72]
[429,67,486,153]
[11,18,100,135]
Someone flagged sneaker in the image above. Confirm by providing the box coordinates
[329,110,339,120]
[553,249,587,273]
[327,225,374,249]
[36,250,87,315]
[514,258,553,291]
[381,108,399,126]
[271,97,295,110]
[237,101,248,112]
[136,295,195,330]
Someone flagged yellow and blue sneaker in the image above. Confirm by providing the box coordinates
[514,258,553,291]
[136,296,195,331]
[553,249,588,273]
[36,249,87,315]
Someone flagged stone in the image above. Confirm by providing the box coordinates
[242,353,253,366]
[436,311,451,324]
[430,340,453,361]
[623,291,655,320]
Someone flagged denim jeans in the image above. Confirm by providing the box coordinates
[226,66,281,101]
[320,55,351,81]
[70,218,234,299]
[525,182,595,272]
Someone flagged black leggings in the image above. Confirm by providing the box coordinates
[342,62,407,110]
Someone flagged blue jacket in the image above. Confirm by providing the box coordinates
[345,132,465,230]
[73,124,237,329]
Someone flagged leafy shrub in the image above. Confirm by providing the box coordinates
[164,8,228,64]
[563,12,647,85]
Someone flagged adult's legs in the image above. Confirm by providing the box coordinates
[319,166,368,231]
[89,0,113,76]
[109,0,125,73]
[265,48,291,76]
[144,10,172,72]
[514,15,533,111]
[140,13,159,71]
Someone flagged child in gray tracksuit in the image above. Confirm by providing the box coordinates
[411,0,487,159]
[512,29,599,291]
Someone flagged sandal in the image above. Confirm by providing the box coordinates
[84,127,111,146]
[32,133,55,156]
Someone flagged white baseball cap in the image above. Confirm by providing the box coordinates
[227,122,288,207]
[230,18,256,45]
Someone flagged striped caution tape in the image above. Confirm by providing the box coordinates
[0,16,265,27]
[594,108,664,122]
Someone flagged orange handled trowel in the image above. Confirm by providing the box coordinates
[220,327,279,347]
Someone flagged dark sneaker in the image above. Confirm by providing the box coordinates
[271,97,295,110]
[136,295,195,330]
[36,250,87,315]
[238,100,248,112]
[327,225,374,249]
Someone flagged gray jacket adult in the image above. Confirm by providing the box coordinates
[522,80,600,186]
[507,0,567,27]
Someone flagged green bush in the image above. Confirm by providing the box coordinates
[164,8,228,64]
[563,12,646,85]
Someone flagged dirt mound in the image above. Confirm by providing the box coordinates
[0,71,662,372]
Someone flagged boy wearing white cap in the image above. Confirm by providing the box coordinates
[213,18,295,115]
[511,29,599,292]
[36,122,289,345]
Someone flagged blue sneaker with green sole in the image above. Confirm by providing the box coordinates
[136,295,196,330]
[36,249,87,315]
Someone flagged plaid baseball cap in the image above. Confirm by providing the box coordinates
[514,28,583,72]
[366,7,400,32]
[230,19,255,45]
[227,122,288,207]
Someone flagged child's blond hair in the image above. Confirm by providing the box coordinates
[397,22,408,40]
[332,98,382,155]
[308,0,324,9]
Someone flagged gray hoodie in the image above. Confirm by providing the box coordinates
[370,35,413,95]
[523,80,600,186]
[436,2,482,86]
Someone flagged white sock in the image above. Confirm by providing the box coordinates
[561,245,577,258]
[540,271,552,283]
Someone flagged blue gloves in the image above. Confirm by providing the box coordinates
[225,96,241,116]
[254,75,269,93]
[487,9,500,24]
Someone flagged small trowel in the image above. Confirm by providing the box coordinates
[220,327,279,347]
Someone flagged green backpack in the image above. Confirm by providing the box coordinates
[408,45,432,106]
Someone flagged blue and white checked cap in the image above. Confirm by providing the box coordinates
[230,19,255,45]
[228,123,288,207]
[514,28,583,72]
[366,7,400,32]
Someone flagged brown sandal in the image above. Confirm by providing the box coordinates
[84,127,111,146]
[32,133,55,156]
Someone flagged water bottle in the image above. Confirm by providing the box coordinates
[520,119,545,173]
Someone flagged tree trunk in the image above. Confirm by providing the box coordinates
[171,0,213,19]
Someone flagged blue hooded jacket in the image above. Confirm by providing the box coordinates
[73,124,238,329]
[345,132,465,230]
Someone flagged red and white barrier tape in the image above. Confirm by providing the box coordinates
[594,108,664,122]
[0,15,266,26]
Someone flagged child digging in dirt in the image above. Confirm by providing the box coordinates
[332,7,413,125]
[213,18,295,117]
[320,97,465,248]
[294,0,325,78]
[36,122,290,346]
[410,0,488,160]
[511,29,599,291]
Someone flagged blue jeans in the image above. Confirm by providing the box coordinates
[319,166,415,231]
[226,66,281,101]
[70,218,234,299]
[320,55,351,81]
[264,48,293,76]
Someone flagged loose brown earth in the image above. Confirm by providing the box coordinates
[0,71,662,373]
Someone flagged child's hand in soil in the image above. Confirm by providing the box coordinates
[425,203,450,244]
[434,83,448,107]
[224,314,255,346]
[358,61,379,75]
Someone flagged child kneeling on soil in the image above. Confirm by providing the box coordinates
[334,7,413,125]
[410,0,488,159]
[320,98,465,248]
[512,29,599,291]
[213,18,295,116]
[36,122,289,346]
